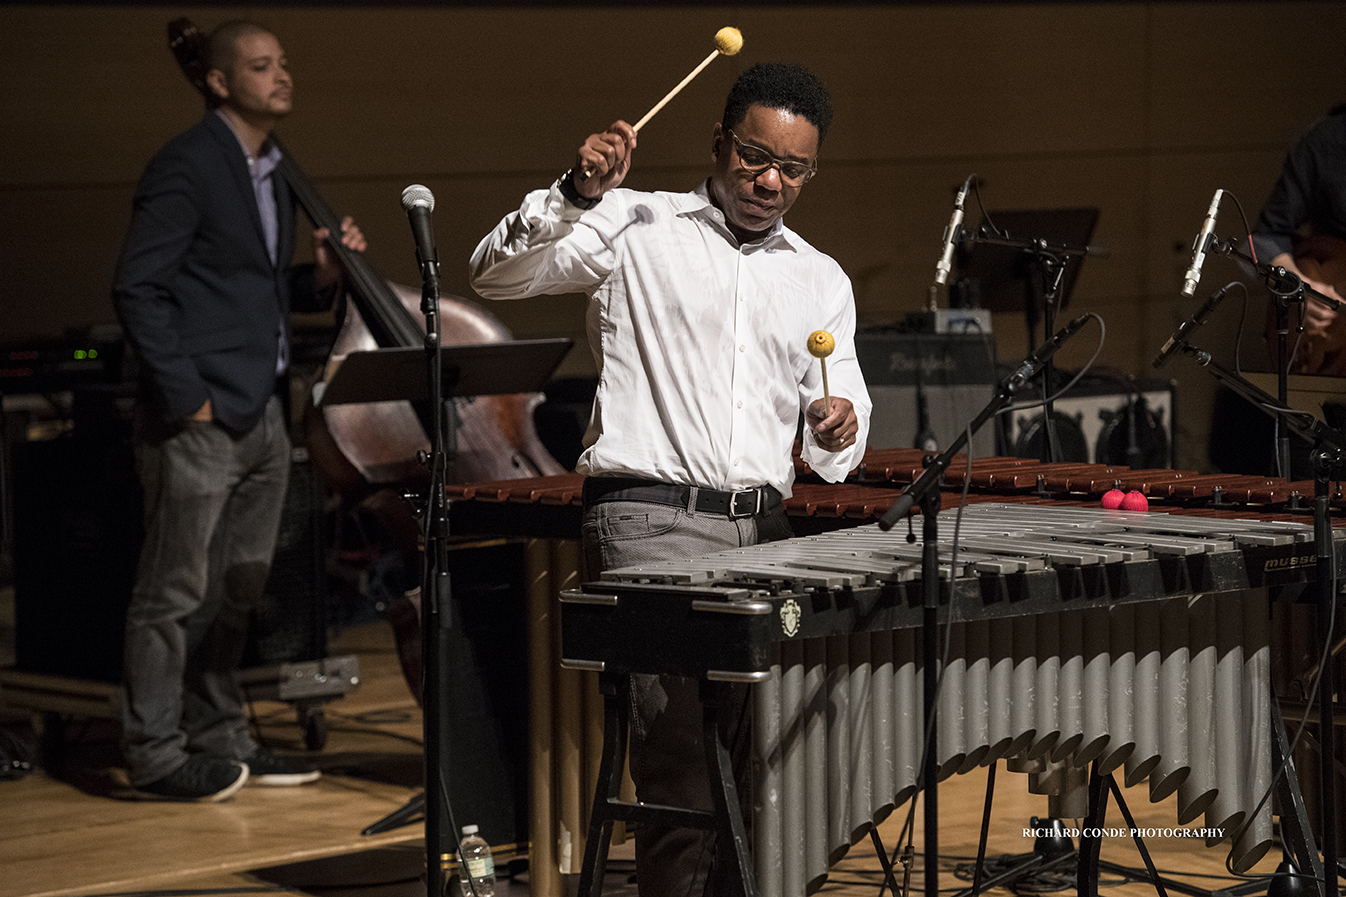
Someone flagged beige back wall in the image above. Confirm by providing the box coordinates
[3,2,1345,472]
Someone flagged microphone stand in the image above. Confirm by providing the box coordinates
[967,231,1096,462]
[416,245,456,897]
[1171,339,1344,897]
[1211,238,1345,478]
[879,315,1091,897]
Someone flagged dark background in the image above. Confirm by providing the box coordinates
[3,1,1345,471]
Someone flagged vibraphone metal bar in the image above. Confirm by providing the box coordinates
[564,504,1340,678]
[560,503,1346,896]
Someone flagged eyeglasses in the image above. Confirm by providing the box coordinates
[726,129,816,186]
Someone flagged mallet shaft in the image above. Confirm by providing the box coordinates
[820,358,831,416]
[633,48,721,132]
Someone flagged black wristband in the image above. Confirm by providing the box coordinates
[558,168,602,210]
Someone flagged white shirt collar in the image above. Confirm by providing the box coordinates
[683,179,797,252]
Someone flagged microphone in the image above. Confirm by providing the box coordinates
[878,313,1092,530]
[933,175,974,286]
[1153,283,1231,369]
[1180,189,1223,298]
[1005,313,1093,393]
[401,184,439,282]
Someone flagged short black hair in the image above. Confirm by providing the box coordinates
[205,22,272,74]
[722,63,833,145]
[201,20,274,108]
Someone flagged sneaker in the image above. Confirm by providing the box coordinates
[136,755,249,802]
[242,748,321,786]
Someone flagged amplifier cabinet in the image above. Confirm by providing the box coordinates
[12,435,142,682]
[242,454,327,667]
[12,435,326,682]
[1001,379,1175,469]
[856,332,998,458]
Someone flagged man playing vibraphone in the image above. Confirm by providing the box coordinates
[470,61,871,897]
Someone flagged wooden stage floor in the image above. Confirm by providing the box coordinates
[1,621,1291,897]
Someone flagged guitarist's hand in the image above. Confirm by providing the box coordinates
[314,216,366,291]
[1280,253,1346,373]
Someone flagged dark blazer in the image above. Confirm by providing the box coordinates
[113,112,325,435]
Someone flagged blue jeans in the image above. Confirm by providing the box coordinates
[581,495,792,897]
[121,396,290,786]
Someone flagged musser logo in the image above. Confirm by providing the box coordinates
[1264,554,1314,573]
[779,599,802,638]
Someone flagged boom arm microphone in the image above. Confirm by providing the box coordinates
[1153,283,1231,369]
[877,313,1093,530]
[1180,189,1223,298]
[1004,313,1093,393]
[933,175,974,286]
[401,184,439,283]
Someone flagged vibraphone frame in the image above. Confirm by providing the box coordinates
[560,511,1339,897]
[443,452,1346,897]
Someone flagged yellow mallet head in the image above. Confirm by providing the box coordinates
[715,27,744,56]
[807,330,835,359]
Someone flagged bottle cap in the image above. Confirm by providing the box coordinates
[462,824,478,835]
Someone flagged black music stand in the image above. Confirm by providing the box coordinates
[959,209,1098,329]
[958,209,1101,462]
[318,340,573,407]
[322,337,572,894]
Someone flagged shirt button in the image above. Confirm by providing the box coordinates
[738,345,745,352]
[733,458,740,466]
[736,400,743,409]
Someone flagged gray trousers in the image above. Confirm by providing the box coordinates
[581,496,792,897]
[121,396,290,786]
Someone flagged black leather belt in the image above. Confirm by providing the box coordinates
[582,476,782,519]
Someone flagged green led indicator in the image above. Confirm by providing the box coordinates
[74,350,87,360]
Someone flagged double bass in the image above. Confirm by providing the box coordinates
[167,19,567,692]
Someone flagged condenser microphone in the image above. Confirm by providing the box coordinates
[1180,189,1223,298]
[401,184,439,282]
[1153,283,1231,369]
[1004,313,1093,393]
[933,175,974,286]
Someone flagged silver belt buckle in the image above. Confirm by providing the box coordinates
[728,488,761,518]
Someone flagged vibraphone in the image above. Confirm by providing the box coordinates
[443,450,1346,896]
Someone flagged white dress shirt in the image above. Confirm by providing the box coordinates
[469,179,871,499]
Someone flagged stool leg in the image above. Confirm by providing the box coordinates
[577,672,629,897]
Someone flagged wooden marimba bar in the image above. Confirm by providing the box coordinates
[445,448,1346,532]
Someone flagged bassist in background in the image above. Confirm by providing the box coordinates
[112,20,364,801]
[1254,104,1346,376]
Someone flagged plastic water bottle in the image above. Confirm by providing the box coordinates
[457,825,495,897]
